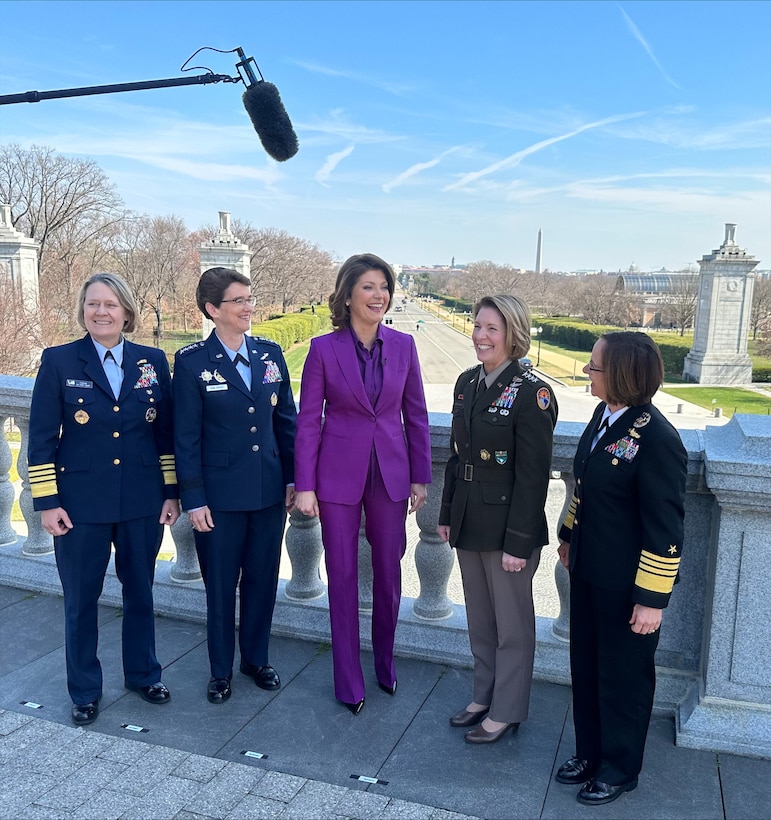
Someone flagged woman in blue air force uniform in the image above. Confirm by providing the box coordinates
[173,267,296,705]
[28,273,180,726]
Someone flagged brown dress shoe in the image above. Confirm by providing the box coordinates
[449,707,489,728]
[464,721,520,744]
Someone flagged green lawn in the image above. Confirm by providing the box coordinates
[663,386,771,418]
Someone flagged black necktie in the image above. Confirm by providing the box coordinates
[591,417,609,451]
[234,353,250,368]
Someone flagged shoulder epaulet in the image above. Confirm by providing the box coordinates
[462,364,478,375]
[178,341,205,356]
[521,371,541,385]
[251,335,281,348]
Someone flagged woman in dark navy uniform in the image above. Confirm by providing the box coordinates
[555,332,686,806]
[438,294,557,744]
[28,272,180,725]
[173,267,296,705]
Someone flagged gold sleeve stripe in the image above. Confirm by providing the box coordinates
[636,550,681,594]
[640,550,680,565]
[160,454,177,486]
[561,494,578,531]
[635,566,677,594]
[29,463,58,499]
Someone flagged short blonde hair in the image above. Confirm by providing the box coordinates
[76,273,138,333]
[473,294,531,360]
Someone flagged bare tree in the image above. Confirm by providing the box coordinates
[662,272,699,335]
[751,276,771,341]
[574,274,624,325]
[0,144,124,274]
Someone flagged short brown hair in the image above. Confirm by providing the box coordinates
[601,331,664,406]
[77,272,138,333]
[197,267,251,320]
[473,294,531,360]
[328,253,395,329]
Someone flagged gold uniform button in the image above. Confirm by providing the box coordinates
[113,458,121,465]
[113,406,120,412]
[113,432,120,438]
[250,426,257,433]
[59,467,65,472]
[248,407,255,414]
[149,398,155,403]
[252,444,260,452]
[77,397,84,404]
[577,478,581,486]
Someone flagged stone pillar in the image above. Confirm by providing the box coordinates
[0,204,40,373]
[198,211,252,339]
[676,415,771,758]
[284,509,325,600]
[683,224,758,384]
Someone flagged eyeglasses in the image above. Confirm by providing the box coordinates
[220,297,256,307]
[587,361,604,372]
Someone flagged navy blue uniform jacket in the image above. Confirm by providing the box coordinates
[172,332,296,512]
[28,336,177,522]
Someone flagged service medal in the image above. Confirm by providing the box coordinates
[145,407,157,423]
[200,369,213,382]
[74,410,89,425]
[480,449,491,461]
[270,392,278,406]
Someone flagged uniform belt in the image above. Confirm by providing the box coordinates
[459,464,514,483]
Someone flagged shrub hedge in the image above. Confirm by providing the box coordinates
[252,306,331,350]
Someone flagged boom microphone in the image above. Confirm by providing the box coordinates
[236,48,298,162]
[242,81,299,162]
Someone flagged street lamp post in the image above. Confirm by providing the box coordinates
[536,326,543,367]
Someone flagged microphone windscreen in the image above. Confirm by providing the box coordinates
[242,82,299,162]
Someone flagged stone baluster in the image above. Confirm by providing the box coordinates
[0,416,17,546]
[285,508,325,600]
[413,433,454,620]
[357,512,373,611]
[169,511,202,582]
[551,472,575,641]
[15,415,52,555]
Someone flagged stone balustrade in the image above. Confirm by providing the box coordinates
[1,373,770,759]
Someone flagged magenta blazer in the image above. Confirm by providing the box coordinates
[295,326,432,505]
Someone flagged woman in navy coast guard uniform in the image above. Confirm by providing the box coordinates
[173,267,296,705]
[555,332,686,807]
[28,272,180,726]
[438,294,557,744]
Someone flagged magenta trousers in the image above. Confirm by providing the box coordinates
[318,459,407,704]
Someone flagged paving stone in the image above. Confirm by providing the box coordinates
[120,774,205,819]
[336,790,392,819]
[248,770,307,803]
[33,729,119,779]
[173,812,218,820]
[0,708,32,735]
[34,758,129,811]
[172,754,229,783]
[0,715,66,763]
[279,780,349,818]
[225,794,290,819]
[71,788,137,819]
[428,811,478,820]
[377,798,435,819]
[183,762,261,816]
[97,736,154,765]
[0,772,59,818]
[15,805,75,819]
[106,745,191,797]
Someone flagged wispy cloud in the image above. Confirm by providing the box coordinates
[618,4,681,89]
[301,109,403,145]
[315,145,355,187]
[382,147,463,193]
[293,60,416,96]
[443,112,646,191]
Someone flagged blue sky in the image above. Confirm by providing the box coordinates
[1,0,769,272]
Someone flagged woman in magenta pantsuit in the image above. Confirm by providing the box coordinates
[294,253,432,714]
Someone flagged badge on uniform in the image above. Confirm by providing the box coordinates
[500,409,510,416]
[200,369,213,383]
[74,410,89,425]
[480,449,491,461]
[537,387,551,410]
[134,363,158,389]
[605,436,639,462]
[263,360,281,383]
[66,379,93,389]
[145,407,157,423]
[206,383,228,392]
[487,406,498,414]
[495,451,508,465]
[270,392,278,406]
[633,412,651,428]
[213,369,226,383]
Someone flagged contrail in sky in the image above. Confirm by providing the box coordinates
[618,4,681,89]
[315,145,355,187]
[383,147,462,193]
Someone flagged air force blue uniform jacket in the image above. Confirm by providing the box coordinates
[172,332,296,512]
[28,336,177,520]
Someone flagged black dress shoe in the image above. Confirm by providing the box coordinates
[207,677,232,704]
[130,682,171,704]
[555,756,597,784]
[577,777,638,805]
[342,698,365,715]
[449,707,489,728]
[464,721,520,744]
[378,680,397,696]
[240,662,281,690]
[71,701,99,725]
